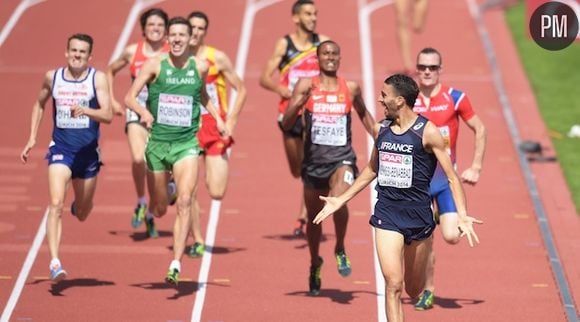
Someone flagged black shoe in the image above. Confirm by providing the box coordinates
[309,256,323,296]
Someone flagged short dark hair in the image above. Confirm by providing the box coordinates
[417,47,442,66]
[384,74,419,107]
[187,11,209,30]
[292,0,315,15]
[167,16,192,35]
[316,40,339,56]
[140,8,168,34]
[67,33,94,54]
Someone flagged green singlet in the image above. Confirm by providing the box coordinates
[147,56,202,142]
[145,56,203,172]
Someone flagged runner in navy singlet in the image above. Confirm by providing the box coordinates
[20,34,113,282]
[313,74,482,322]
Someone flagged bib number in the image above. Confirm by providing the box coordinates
[311,114,347,146]
[377,151,413,188]
[55,102,90,129]
[157,93,193,127]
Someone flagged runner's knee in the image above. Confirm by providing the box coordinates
[207,186,226,200]
[48,201,64,216]
[74,202,93,222]
[385,278,404,297]
[175,195,193,212]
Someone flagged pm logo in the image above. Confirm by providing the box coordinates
[529,1,579,50]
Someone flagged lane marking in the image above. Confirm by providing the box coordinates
[0,209,48,322]
[190,1,283,321]
[466,0,579,321]
[0,0,46,48]
[108,0,167,64]
[357,1,393,321]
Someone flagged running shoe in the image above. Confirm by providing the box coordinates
[50,265,67,282]
[188,242,205,258]
[131,203,146,228]
[293,218,306,237]
[309,257,323,296]
[145,217,159,238]
[165,268,179,286]
[168,179,177,206]
[414,290,434,310]
[335,250,352,277]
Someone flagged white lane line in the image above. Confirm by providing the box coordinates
[357,0,393,321]
[0,209,48,322]
[0,0,46,48]
[108,0,167,64]
[190,0,283,321]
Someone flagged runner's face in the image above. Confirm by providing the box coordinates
[168,24,191,56]
[318,43,340,73]
[416,53,441,87]
[144,15,166,42]
[65,39,91,70]
[189,17,207,47]
[378,84,402,119]
[295,4,317,32]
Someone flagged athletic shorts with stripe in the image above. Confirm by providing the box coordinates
[46,144,101,179]
[145,138,202,172]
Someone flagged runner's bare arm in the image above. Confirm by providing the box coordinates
[461,115,486,184]
[348,81,376,136]
[20,70,54,164]
[281,77,312,130]
[215,49,247,135]
[423,121,482,246]
[259,37,291,99]
[125,57,158,128]
[313,146,379,224]
[106,44,136,115]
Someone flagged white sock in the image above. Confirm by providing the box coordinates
[50,258,61,269]
[145,211,154,220]
[169,260,181,272]
[138,196,147,206]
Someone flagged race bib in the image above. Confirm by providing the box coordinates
[438,125,451,155]
[136,86,148,106]
[311,114,347,146]
[55,102,90,129]
[157,93,193,127]
[205,83,220,109]
[377,151,413,188]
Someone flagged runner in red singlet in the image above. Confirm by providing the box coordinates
[106,8,169,238]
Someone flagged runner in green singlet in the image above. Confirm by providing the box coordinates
[125,16,228,286]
